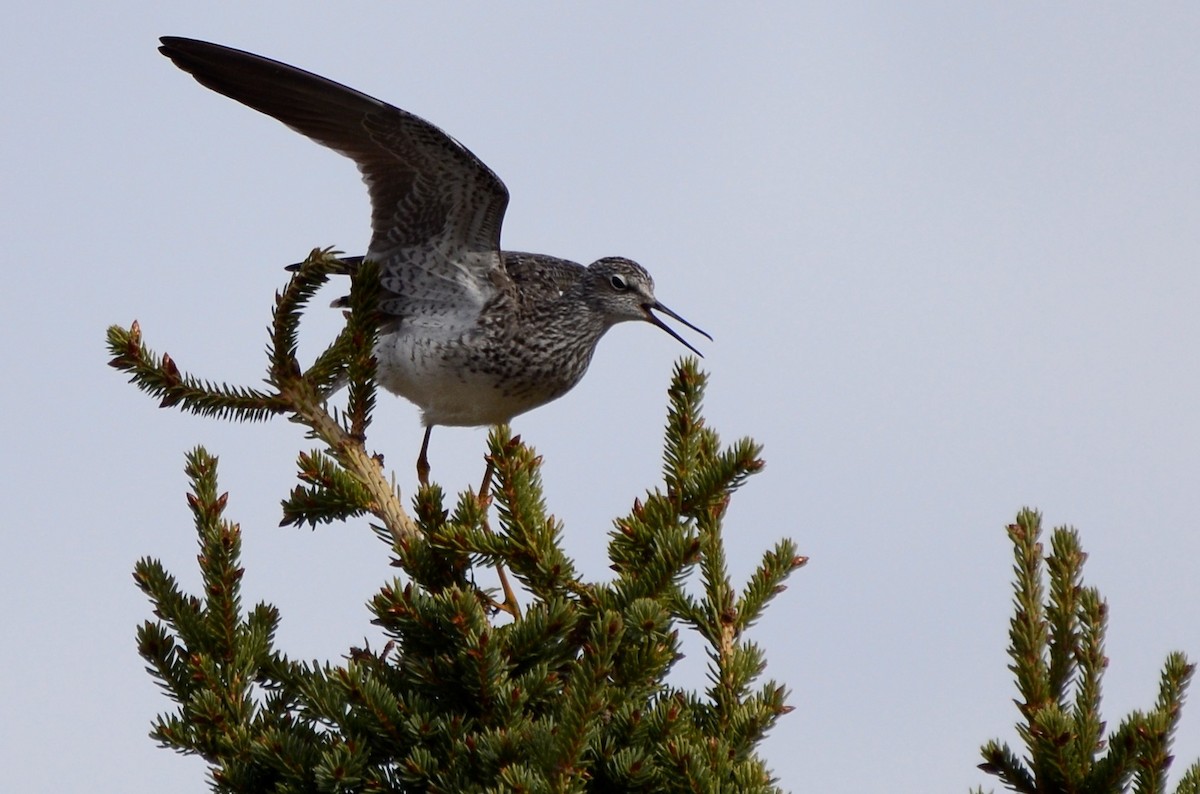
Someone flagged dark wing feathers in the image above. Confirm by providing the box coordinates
[159,37,510,311]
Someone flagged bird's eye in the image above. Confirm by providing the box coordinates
[609,274,628,291]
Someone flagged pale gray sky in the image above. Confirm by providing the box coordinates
[4,3,1199,791]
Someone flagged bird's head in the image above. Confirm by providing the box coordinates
[585,257,711,356]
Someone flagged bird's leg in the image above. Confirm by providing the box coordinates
[478,449,521,619]
[416,426,432,486]
[478,458,494,504]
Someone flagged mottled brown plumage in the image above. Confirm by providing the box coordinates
[159,37,709,480]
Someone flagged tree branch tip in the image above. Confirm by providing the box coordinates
[161,353,178,372]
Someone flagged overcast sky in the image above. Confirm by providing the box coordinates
[4,3,1199,791]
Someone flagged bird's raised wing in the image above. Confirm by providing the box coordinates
[159,37,510,313]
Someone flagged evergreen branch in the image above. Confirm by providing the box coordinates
[709,663,790,763]
[704,639,768,738]
[280,449,373,527]
[594,703,667,790]
[661,358,710,504]
[279,369,417,544]
[606,597,679,696]
[330,662,410,760]
[735,540,806,634]
[1085,718,1139,794]
[1132,712,1172,794]
[313,736,371,791]
[343,259,383,440]
[980,511,1200,794]
[109,250,418,543]
[695,496,735,654]
[132,558,207,672]
[107,323,289,421]
[549,610,624,788]
[741,680,793,752]
[486,427,583,599]
[185,450,244,664]
[369,582,495,694]
[609,493,702,607]
[502,597,582,675]
[1007,510,1052,726]
[301,323,354,396]
[266,247,343,388]
[1155,652,1195,745]
[288,660,364,732]
[1072,586,1108,771]
[391,486,479,594]
[1028,707,1075,792]
[1176,762,1200,794]
[1133,652,1196,794]
[1045,527,1085,708]
[267,255,418,545]
[134,449,300,786]
[135,615,193,704]
[646,357,795,779]
[978,740,1037,793]
[685,437,764,517]
[280,484,371,528]
[667,586,707,631]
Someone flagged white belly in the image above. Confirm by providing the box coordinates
[373,329,534,427]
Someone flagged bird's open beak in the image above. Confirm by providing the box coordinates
[644,301,712,358]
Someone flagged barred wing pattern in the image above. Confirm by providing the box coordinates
[158,37,511,324]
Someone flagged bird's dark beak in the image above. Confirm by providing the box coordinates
[644,301,712,358]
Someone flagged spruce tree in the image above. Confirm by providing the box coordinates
[110,250,1199,792]
[974,509,1200,794]
[108,249,804,792]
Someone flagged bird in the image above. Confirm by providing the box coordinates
[158,37,710,485]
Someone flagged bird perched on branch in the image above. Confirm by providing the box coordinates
[159,37,709,484]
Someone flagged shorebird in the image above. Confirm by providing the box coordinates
[159,37,710,484]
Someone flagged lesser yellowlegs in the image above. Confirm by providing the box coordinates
[159,37,710,483]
